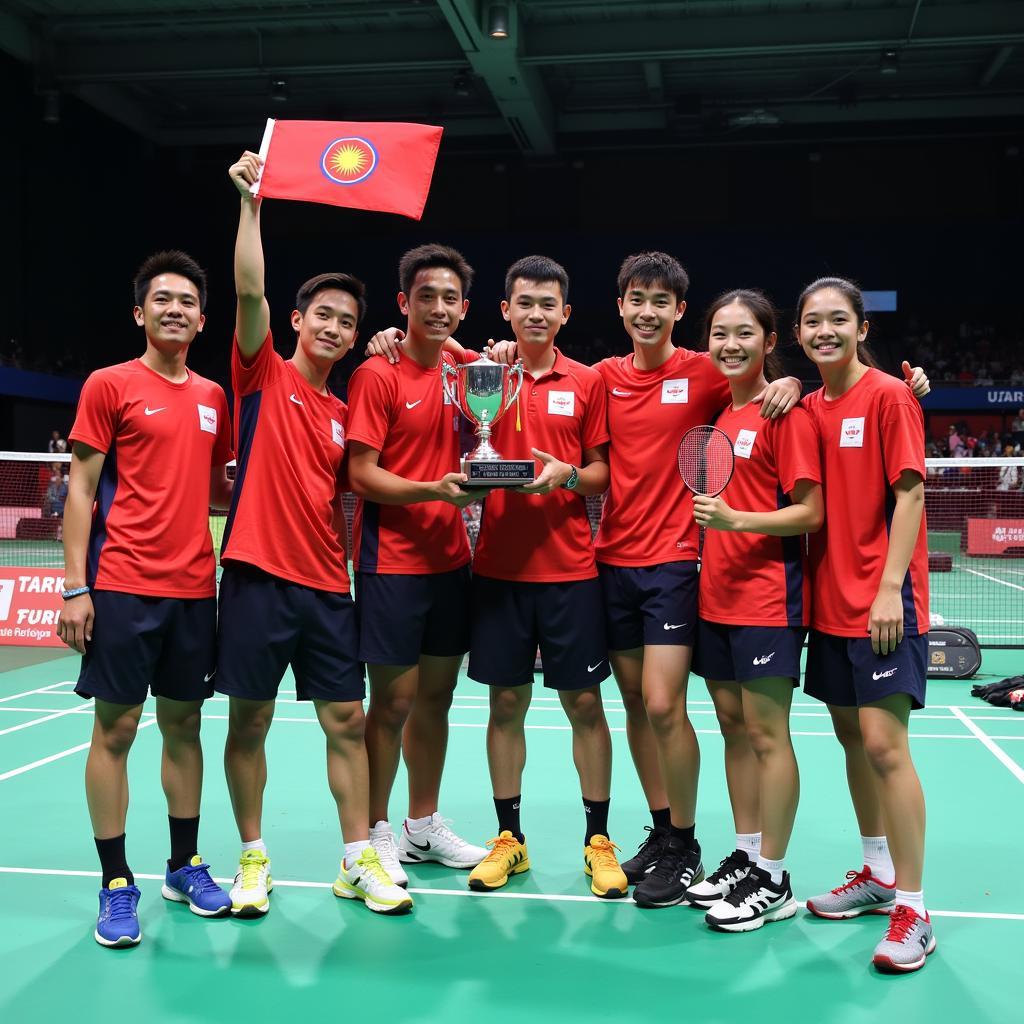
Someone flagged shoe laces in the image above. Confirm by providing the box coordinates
[647,841,688,883]
[831,868,871,895]
[238,849,268,888]
[723,868,765,908]
[484,834,523,861]
[105,886,138,922]
[426,816,462,848]
[633,826,668,856]
[181,861,220,895]
[707,850,750,885]
[884,904,919,942]
[355,848,392,885]
[587,836,622,871]
[372,827,398,860]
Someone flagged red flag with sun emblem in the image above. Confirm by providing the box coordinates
[251,119,443,220]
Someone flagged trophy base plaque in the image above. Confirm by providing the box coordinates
[462,458,536,487]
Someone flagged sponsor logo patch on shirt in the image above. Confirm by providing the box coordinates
[840,417,865,448]
[331,419,346,448]
[734,429,757,459]
[548,391,575,416]
[661,379,689,404]
[198,404,217,434]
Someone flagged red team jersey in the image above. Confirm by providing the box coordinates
[472,349,609,583]
[699,402,821,627]
[804,368,929,637]
[346,349,472,575]
[594,348,731,566]
[69,359,232,598]
[221,333,351,592]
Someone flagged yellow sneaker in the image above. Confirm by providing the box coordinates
[230,848,272,917]
[584,835,628,899]
[468,831,530,891]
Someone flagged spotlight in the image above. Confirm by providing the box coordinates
[270,79,288,102]
[488,4,510,40]
[880,49,899,74]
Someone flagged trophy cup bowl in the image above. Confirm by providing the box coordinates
[441,352,536,486]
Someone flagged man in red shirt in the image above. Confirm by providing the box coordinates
[217,151,410,918]
[59,250,234,947]
[346,244,489,886]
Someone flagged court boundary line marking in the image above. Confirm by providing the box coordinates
[0,865,1019,921]
[0,704,91,737]
[0,681,75,705]
[963,567,1024,593]
[950,707,1024,784]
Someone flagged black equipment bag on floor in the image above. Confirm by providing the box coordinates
[926,626,982,679]
[971,675,1024,710]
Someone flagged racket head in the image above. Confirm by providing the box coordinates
[677,425,735,497]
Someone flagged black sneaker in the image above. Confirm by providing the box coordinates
[685,849,753,908]
[620,826,670,885]
[633,835,704,908]
[704,866,797,932]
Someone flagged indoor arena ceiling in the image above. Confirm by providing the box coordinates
[2,0,1022,153]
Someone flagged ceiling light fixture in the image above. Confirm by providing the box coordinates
[488,4,510,40]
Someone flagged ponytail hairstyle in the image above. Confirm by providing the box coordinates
[794,276,878,368]
[702,288,784,381]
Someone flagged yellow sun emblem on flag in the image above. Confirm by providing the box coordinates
[321,136,378,185]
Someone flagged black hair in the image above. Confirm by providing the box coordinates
[133,250,208,311]
[703,288,785,381]
[398,243,473,298]
[617,251,689,304]
[295,272,367,322]
[795,276,878,368]
[504,255,570,304]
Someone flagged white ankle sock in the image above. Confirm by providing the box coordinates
[343,839,370,868]
[736,832,761,862]
[756,856,786,886]
[241,838,267,854]
[895,889,926,917]
[861,835,895,885]
[405,813,434,833]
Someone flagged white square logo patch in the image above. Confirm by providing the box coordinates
[840,417,865,448]
[548,391,575,416]
[734,429,757,459]
[331,419,346,448]
[198,404,217,434]
[661,379,689,404]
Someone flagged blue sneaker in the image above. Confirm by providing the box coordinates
[162,855,231,917]
[95,878,142,947]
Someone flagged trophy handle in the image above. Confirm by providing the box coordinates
[504,362,524,412]
[441,360,467,419]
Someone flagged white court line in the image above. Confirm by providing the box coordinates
[950,707,1024,784]
[0,704,94,738]
[0,681,76,705]
[0,866,1020,921]
[0,719,158,782]
[963,567,1024,592]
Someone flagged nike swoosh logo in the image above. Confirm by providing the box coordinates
[405,400,422,409]
[144,407,166,416]
[611,388,633,397]
[204,671,216,682]
[872,669,898,680]
[409,838,430,852]
[289,394,303,406]
[587,662,605,673]
[663,623,686,630]
[752,653,776,665]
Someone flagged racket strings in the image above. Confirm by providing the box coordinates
[678,426,734,497]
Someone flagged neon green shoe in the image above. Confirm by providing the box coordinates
[230,849,272,917]
[333,847,413,915]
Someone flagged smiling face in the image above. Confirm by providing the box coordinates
[617,278,684,350]
[133,272,205,350]
[501,277,570,349]
[797,287,868,371]
[399,266,468,345]
[290,287,359,366]
[708,299,775,384]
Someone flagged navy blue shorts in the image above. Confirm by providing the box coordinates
[355,567,471,666]
[693,619,805,685]
[598,562,698,651]
[804,630,927,710]
[75,590,216,706]
[215,564,364,703]
[468,575,610,691]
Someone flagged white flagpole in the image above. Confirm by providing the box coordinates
[250,118,276,197]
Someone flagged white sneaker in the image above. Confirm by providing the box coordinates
[369,821,408,887]
[230,848,272,917]
[397,813,488,869]
[333,847,413,915]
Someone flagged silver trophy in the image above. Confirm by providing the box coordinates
[441,351,535,486]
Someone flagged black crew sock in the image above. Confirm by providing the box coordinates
[671,823,697,849]
[493,796,524,842]
[583,797,610,846]
[95,833,133,888]
[650,807,671,830]
[168,815,200,871]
